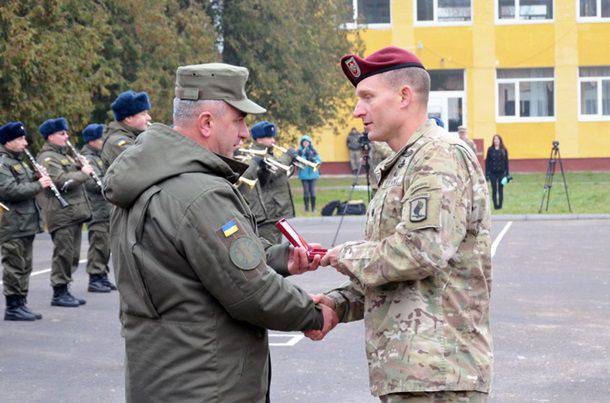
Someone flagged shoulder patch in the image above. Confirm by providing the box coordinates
[409,197,428,222]
[229,237,263,271]
[116,139,127,147]
[44,157,52,163]
[12,164,22,173]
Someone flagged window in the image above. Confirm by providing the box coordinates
[497,0,553,22]
[343,0,391,27]
[578,0,610,20]
[579,67,610,119]
[429,70,465,91]
[497,68,554,121]
[416,0,472,24]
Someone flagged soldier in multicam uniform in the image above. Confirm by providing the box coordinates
[308,47,493,402]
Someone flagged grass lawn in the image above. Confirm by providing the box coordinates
[289,172,610,216]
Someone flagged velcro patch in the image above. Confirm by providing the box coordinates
[409,197,427,222]
[229,237,263,271]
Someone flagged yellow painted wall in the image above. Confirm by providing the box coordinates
[316,0,610,163]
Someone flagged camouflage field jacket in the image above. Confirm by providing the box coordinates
[326,119,493,396]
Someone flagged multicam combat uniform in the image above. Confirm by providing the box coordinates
[326,119,493,398]
[100,121,143,169]
[37,143,91,287]
[80,144,111,278]
[239,142,295,244]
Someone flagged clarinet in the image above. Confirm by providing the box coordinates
[66,140,104,190]
[23,148,69,208]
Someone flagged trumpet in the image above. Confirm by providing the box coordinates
[263,156,293,175]
[236,147,292,175]
[0,202,9,211]
[237,148,267,157]
[272,144,319,172]
[66,140,104,190]
[236,176,258,189]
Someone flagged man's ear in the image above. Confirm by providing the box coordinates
[399,85,414,109]
[197,111,213,138]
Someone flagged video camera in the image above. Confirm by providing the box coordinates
[358,132,370,149]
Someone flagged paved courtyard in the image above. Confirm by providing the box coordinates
[1,218,609,402]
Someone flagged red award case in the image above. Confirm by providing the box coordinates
[275,218,327,260]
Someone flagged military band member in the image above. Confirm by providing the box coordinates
[0,122,52,321]
[80,124,116,293]
[37,118,92,307]
[104,63,336,402]
[100,90,151,169]
[239,121,295,244]
[309,47,493,402]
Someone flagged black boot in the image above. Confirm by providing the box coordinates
[88,274,111,293]
[304,197,310,212]
[67,286,87,305]
[5,295,37,321]
[101,273,117,291]
[311,196,316,212]
[51,284,80,307]
[19,296,42,320]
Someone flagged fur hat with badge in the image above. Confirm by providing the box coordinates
[111,90,151,121]
[250,121,276,140]
[82,123,105,143]
[0,121,27,145]
[39,117,68,139]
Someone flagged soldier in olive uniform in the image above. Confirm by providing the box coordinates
[37,118,93,307]
[346,127,362,174]
[100,90,151,169]
[104,63,337,403]
[309,47,493,402]
[238,121,295,244]
[0,122,53,320]
[80,124,115,293]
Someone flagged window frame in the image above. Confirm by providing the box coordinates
[578,69,610,121]
[413,0,473,27]
[342,0,393,30]
[496,70,556,122]
[495,0,555,25]
[576,0,610,23]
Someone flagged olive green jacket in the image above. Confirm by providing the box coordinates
[100,120,142,169]
[80,144,110,224]
[36,142,91,233]
[0,146,43,243]
[104,124,323,403]
[239,142,295,226]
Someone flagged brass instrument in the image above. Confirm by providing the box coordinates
[237,148,267,157]
[23,148,69,208]
[236,176,258,189]
[0,202,9,211]
[66,140,104,190]
[236,147,292,175]
[272,144,319,172]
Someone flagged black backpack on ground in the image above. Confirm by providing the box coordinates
[321,200,366,216]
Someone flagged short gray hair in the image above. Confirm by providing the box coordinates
[381,67,431,106]
[172,98,227,126]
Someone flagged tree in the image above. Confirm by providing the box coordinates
[211,0,363,140]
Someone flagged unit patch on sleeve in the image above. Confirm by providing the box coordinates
[229,237,262,271]
[409,197,428,222]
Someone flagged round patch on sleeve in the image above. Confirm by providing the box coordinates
[229,237,263,271]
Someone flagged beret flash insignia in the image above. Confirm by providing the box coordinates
[344,56,361,78]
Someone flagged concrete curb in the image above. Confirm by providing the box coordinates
[289,214,610,225]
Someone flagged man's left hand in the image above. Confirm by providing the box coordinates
[320,245,350,276]
[287,244,322,275]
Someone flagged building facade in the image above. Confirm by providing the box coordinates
[316,0,610,172]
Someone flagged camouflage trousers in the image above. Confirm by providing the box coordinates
[50,224,82,287]
[1,235,35,297]
[86,221,110,276]
[380,391,488,403]
[258,222,283,245]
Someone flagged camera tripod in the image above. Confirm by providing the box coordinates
[539,141,572,213]
[331,142,372,246]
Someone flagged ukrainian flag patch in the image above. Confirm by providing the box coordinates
[221,220,239,237]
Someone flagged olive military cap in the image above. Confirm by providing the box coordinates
[175,63,266,114]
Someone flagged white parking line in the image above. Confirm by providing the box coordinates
[491,221,512,258]
[269,334,304,347]
[0,259,87,285]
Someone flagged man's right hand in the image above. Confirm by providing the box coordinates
[305,294,338,341]
[81,164,94,176]
[38,175,53,188]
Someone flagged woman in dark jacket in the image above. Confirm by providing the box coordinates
[485,134,509,210]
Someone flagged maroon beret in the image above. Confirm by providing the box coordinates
[340,46,426,87]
